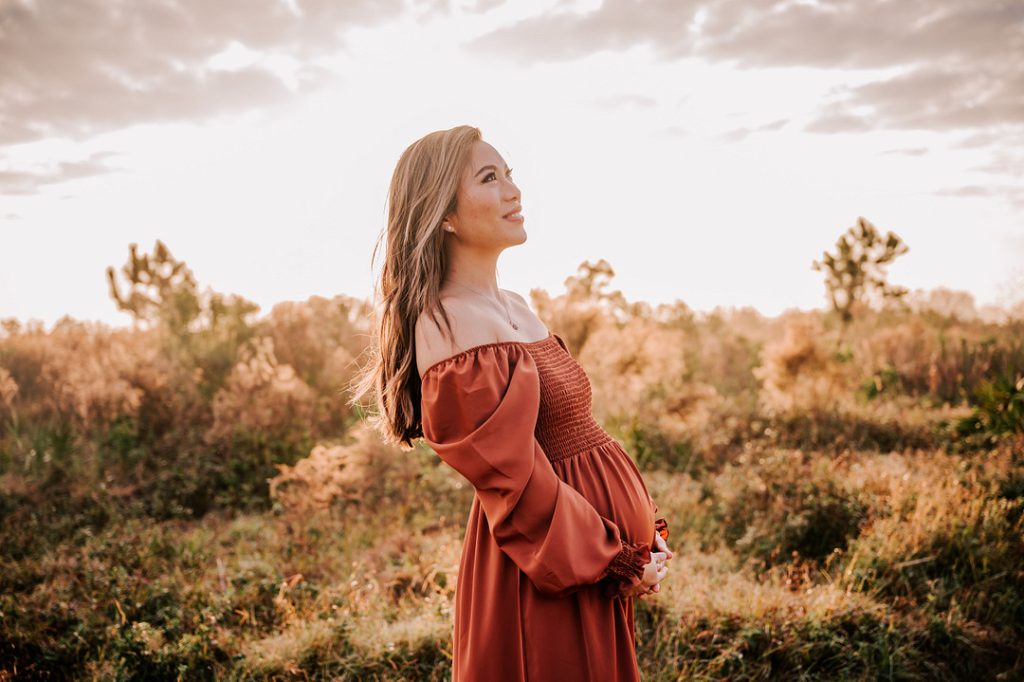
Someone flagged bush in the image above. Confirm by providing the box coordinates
[713,449,869,568]
[753,315,858,415]
[838,447,1024,632]
[269,421,422,517]
[955,370,1024,446]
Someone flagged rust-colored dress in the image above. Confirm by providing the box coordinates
[420,331,670,681]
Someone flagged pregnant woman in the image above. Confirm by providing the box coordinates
[353,124,673,681]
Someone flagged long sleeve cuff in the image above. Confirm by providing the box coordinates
[598,540,652,599]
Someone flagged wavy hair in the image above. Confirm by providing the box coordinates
[348,124,482,448]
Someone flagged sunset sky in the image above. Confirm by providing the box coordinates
[2,0,1022,328]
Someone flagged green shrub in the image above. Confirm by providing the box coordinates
[955,371,1024,445]
[713,449,869,568]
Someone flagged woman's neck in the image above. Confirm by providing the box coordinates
[443,261,501,297]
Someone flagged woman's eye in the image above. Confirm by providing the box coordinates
[484,169,513,183]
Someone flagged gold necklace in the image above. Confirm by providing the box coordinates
[447,280,519,330]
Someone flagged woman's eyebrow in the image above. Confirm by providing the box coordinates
[474,164,510,177]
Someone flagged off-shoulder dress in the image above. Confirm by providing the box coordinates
[419,331,670,681]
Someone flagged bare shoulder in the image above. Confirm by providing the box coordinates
[414,296,504,379]
[414,303,456,379]
[501,288,529,306]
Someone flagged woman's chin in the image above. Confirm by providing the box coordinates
[493,222,527,248]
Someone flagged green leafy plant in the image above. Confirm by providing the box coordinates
[955,371,1024,443]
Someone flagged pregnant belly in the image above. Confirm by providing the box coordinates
[551,440,656,549]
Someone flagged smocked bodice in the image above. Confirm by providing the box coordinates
[528,334,615,462]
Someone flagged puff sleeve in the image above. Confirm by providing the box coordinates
[420,343,652,599]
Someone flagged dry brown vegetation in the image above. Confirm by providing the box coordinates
[1,248,1022,680]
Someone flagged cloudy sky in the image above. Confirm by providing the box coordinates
[2,0,1022,328]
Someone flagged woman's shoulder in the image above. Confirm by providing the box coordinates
[415,288,545,379]
[414,298,508,380]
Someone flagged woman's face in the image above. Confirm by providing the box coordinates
[445,140,525,249]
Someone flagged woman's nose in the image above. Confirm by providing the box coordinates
[504,178,520,199]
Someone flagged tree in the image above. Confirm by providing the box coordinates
[107,240,260,394]
[812,217,909,326]
[106,240,201,334]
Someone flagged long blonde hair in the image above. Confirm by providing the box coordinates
[348,124,482,448]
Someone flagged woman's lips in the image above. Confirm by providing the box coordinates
[503,212,524,222]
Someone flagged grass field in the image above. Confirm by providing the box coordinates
[2,269,1022,680]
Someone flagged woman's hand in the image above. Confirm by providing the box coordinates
[625,534,673,599]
